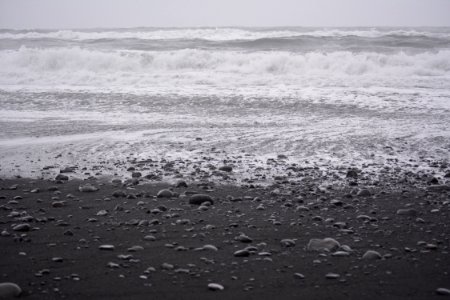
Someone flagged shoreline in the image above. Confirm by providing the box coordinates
[1,173,449,299]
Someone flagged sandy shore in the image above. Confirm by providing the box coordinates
[1,169,449,299]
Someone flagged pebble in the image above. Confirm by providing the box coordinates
[362,250,382,260]
[235,234,253,243]
[157,189,173,198]
[396,208,418,216]
[325,273,340,279]
[436,288,450,296]
[208,283,224,291]
[202,244,219,251]
[234,249,250,257]
[12,223,31,232]
[294,273,305,279]
[112,190,127,198]
[280,239,296,247]
[357,189,371,197]
[0,282,22,298]
[219,165,233,172]
[55,174,69,181]
[307,238,340,252]
[99,245,115,251]
[79,184,98,193]
[189,194,214,205]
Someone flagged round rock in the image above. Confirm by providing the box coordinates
[157,189,173,198]
[0,282,22,298]
[362,250,382,260]
[208,283,224,291]
[189,194,214,205]
[307,238,340,252]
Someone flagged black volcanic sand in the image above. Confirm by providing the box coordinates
[1,176,449,299]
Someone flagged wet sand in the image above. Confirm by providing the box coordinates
[1,170,449,299]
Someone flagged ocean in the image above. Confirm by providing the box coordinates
[0,27,449,182]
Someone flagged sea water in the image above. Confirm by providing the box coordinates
[0,27,449,180]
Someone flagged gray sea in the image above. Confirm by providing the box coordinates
[0,27,449,181]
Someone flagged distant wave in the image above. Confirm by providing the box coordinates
[1,28,450,41]
[1,47,449,78]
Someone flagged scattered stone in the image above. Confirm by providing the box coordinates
[96,210,108,216]
[131,172,142,178]
[189,194,214,205]
[346,169,358,178]
[79,184,98,193]
[294,273,305,279]
[307,238,340,252]
[234,249,250,257]
[280,239,296,247]
[99,245,115,251]
[396,208,418,216]
[362,250,382,260]
[55,174,69,181]
[208,283,224,291]
[436,288,450,296]
[12,223,31,232]
[357,189,371,197]
[112,190,126,198]
[235,234,253,243]
[219,166,233,172]
[157,189,173,198]
[176,180,188,188]
[325,273,340,279]
[0,282,22,298]
[201,244,218,251]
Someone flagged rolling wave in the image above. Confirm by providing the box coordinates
[1,47,449,77]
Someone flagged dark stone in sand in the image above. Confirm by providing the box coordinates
[175,180,188,188]
[78,184,98,192]
[55,174,69,181]
[157,189,173,198]
[189,194,214,205]
[396,208,418,216]
[436,288,450,296]
[12,223,31,232]
[429,177,439,185]
[233,249,250,257]
[60,167,75,173]
[219,166,233,172]
[346,169,358,179]
[357,189,371,197]
[112,190,126,198]
[0,282,22,298]
[131,172,142,178]
[445,172,450,178]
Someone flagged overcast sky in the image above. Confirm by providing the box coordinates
[1,0,449,29]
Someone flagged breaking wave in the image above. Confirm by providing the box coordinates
[1,47,449,79]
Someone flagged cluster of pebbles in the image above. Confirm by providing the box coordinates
[0,160,449,299]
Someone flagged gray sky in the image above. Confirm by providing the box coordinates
[1,0,449,29]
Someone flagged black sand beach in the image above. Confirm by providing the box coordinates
[1,164,449,299]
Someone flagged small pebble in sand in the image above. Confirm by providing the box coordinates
[99,245,115,251]
[12,223,31,232]
[0,282,22,298]
[208,283,224,291]
[280,239,296,247]
[362,250,382,260]
[157,189,173,198]
[307,238,340,252]
[436,288,450,296]
[79,184,98,192]
[189,194,214,205]
[325,273,340,279]
[396,208,418,216]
